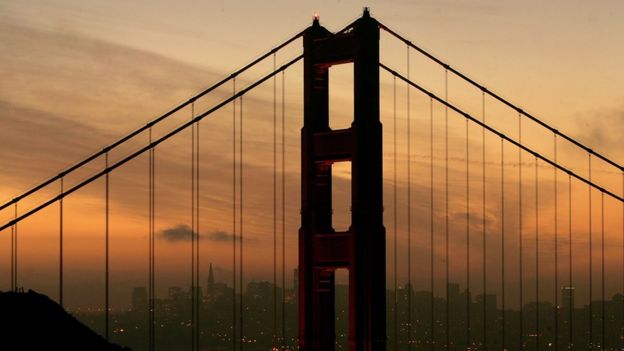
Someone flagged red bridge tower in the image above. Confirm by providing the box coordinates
[298,9,386,351]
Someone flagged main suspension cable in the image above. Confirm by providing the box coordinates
[378,22,623,172]
[378,63,624,203]
[0,29,308,214]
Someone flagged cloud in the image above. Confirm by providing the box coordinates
[205,230,235,242]
[158,226,247,244]
[159,224,196,242]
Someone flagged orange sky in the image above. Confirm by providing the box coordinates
[0,1,623,309]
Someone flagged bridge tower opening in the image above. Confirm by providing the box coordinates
[299,9,386,351]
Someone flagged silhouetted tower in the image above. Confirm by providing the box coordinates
[207,262,215,295]
[299,8,385,351]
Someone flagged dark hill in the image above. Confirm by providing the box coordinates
[0,289,131,350]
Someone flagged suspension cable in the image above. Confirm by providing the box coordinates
[444,68,451,351]
[0,55,302,233]
[481,90,487,351]
[392,75,398,351]
[105,152,110,341]
[553,134,558,351]
[501,137,506,350]
[429,96,435,351]
[406,44,413,351]
[0,29,308,214]
[535,156,540,350]
[59,176,64,307]
[377,22,623,173]
[377,64,623,203]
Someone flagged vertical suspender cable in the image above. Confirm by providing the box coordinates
[501,138,506,350]
[518,112,524,350]
[481,91,487,350]
[272,52,278,350]
[59,177,64,307]
[553,135,559,351]
[407,45,413,351]
[232,80,238,351]
[535,156,540,351]
[105,152,110,341]
[14,203,18,290]
[191,103,196,351]
[600,192,605,349]
[465,113,471,350]
[568,174,573,348]
[444,69,450,351]
[429,97,435,351]
[622,171,624,351]
[239,96,244,351]
[589,154,593,350]
[281,70,286,350]
[392,75,398,351]
[148,127,156,351]
[148,130,152,351]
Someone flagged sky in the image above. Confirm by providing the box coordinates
[0,0,623,309]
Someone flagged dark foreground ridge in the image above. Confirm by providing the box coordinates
[0,289,131,351]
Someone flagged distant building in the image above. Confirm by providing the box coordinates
[204,262,230,303]
[561,286,575,309]
[131,287,147,312]
[206,262,215,298]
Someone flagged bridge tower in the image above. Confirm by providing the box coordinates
[299,9,386,351]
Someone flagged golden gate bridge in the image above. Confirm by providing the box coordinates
[1,8,623,351]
